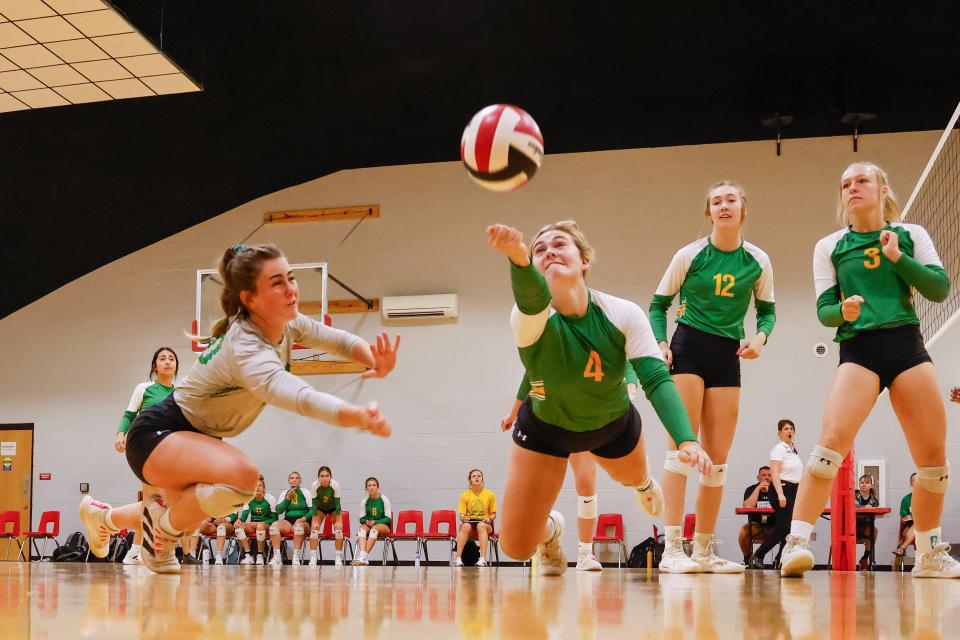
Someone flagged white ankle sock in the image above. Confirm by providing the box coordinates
[692,532,713,554]
[789,520,814,542]
[157,511,183,539]
[578,541,592,558]
[916,528,942,555]
[103,510,120,533]
[544,516,557,542]
[665,526,682,543]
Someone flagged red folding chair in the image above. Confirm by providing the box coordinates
[682,513,696,553]
[24,511,60,561]
[592,513,627,568]
[0,511,26,561]
[421,510,457,565]
[383,510,423,565]
[318,510,353,562]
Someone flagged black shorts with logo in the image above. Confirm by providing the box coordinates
[669,322,741,388]
[838,324,931,390]
[511,398,642,459]
[125,394,207,484]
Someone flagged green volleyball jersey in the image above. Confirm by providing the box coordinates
[516,365,638,401]
[359,495,392,526]
[117,381,175,433]
[813,223,948,342]
[308,480,342,516]
[275,487,312,519]
[509,263,695,444]
[241,498,276,524]
[649,237,776,342]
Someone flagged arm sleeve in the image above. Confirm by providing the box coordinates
[288,313,364,357]
[306,499,316,520]
[624,362,639,386]
[231,338,346,425]
[509,262,552,348]
[649,249,692,343]
[630,356,696,445]
[900,495,911,518]
[360,497,368,520]
[892,254,950,302]
[813,236,846,327]
[516,374,531,400]
[275,497,289,514]
[239,508,249,523]
[752,251,777,338]
[334,497,341,513]
[377,496,393,525]
[118,383,148,433]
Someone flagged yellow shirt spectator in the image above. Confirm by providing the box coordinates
[458,488,497,521]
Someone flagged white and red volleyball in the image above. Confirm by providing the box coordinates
[460,104,544,192]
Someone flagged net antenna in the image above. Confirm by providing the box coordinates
[901,100,960,348]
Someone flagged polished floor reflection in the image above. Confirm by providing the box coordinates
[1,564,958,639]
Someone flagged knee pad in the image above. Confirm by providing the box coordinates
[577,494,598,520]
[699,463,728,488]
[195,483,256,518]
[806,445,844,480]
[256,529,266,542]
[664,450,693,477]
[310,529,319,540]
[334,526,343,540]
[917,463,950,494]
[294,522,305,536]
[268,524,279,537]
[357,529,368,541]
[235,526,247,541]
[216,524,226,537]
[368,529,379,541]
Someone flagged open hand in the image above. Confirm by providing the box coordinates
[361,332,400,379]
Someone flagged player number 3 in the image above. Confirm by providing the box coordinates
[863,247,881,269]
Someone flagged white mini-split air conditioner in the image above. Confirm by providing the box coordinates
[381,294,459,320]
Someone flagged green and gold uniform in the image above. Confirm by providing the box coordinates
[237,498,276,524]
[118,381,174,434]
[359,495,392,528]
[308,480,342,517]
[275,487,312,521]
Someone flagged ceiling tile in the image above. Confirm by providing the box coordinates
[52,81,110,103]
[140,73,200,95]
[15,16,84,43]
[0,22,36,47]
[12,87,68,108]
[0,53,15,71]
[72,58,130,81]
[44,0,108,14]
[118,54,178,77]
[91,31,153,57]
[0,0,54,20]
[96,77,152,99]
[0,69,43,91]
[45,38,107,62]
[0,44,62,68]
[0,92,28,111]
[27,63,86,86]
[64,9,132,38]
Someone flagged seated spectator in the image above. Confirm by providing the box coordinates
[354,477,392,566]
[274,470,313,565]
[308,465,344,566]
[739,466,777,568]
[196,516,236,565]
[234,479,279,565]
[455,469,497,567]
[894,473,917,561]
[855,474,880,569]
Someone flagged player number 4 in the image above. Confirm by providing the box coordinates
[583,351,605,382]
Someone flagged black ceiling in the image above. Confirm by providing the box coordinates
[2,1,959,318]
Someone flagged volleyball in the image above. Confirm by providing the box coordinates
[460,104,544,192]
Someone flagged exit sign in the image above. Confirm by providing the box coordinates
[39,473,51,480]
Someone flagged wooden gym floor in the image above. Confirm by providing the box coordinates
[1,563,957,639]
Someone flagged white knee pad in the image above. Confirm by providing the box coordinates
[578,494,598,520]
[235,526,247,541]
[664,450,693,477]
[195,483,256,518]
[294,523,305,536]
[699,463,728,488]
[806,445,844,480]
[216,524,226,537]
[309,529,319,540]
[368,529,379,541]
[256,529,266,542]
[917,463,950,494]
[268,524,279,537]
[334,526,343,540]
[357,529,368,541]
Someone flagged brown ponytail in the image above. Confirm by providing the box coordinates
[209,243,286,339]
